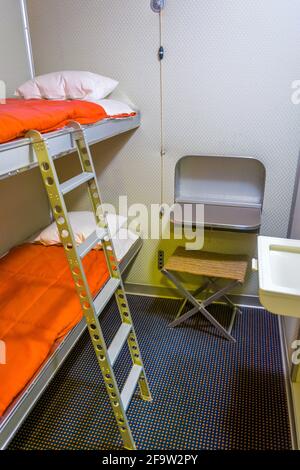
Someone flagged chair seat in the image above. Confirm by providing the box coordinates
[164,247,248,283]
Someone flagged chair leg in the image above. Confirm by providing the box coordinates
[202,280,240,308]
[227,307,238,336]
[162,268,238,342]
[198,304,236,342]
[175,298,188,320]
[170,306,199,327]
[210,279,243,315]
[171,302,236,342]
[175,281,212,320]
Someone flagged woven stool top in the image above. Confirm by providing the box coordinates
[164,246,248,282]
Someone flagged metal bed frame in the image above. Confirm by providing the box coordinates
[0,113,141,180]
[0,237,143,449]
[0,113,143,449]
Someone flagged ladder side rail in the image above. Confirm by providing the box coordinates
[27,130,137,450]
[72,123,152,403]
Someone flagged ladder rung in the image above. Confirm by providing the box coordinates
[78,229,107,258]
[60,172,94,195]
[121,365,143,412]
[94,278,120,316]
[108,323,132,367]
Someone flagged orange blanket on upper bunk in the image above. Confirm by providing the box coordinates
[0,244,109,416]
[0,98,108,144]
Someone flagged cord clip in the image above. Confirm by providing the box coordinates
[158,46,164,61]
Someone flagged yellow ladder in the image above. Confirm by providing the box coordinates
[27,122,152,450]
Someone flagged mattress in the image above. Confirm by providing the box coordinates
[0,98,136,144]
[0,232,139,416]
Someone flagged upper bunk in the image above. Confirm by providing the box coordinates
[0,111,141,180]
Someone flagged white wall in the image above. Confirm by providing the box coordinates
[0,0,30,96]
[289,156,300,240]
[27,0,162,289]
[284,155,300,384]
[0,0,50,256]
[161,0,300,295]
[27,0,300,295]
[0,169,51,256]
[163,0,300,236]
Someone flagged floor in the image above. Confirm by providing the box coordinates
[9,295,292,450]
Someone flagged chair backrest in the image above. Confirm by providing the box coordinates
[174,155,266,231]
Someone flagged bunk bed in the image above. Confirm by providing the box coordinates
[0,104,141,179]
[0,101,143,449]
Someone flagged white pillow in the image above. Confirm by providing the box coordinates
[93,99,135,116]
[34,211,127,246]
[15,71,118,101]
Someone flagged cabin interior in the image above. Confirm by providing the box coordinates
[0,0,300,451]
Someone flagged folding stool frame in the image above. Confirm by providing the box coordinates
[161,269,243,343]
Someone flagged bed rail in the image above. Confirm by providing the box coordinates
[0,113,141,180]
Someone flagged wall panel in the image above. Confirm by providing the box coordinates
[0,0,49,256]
[0,0,31,95]
[27,0,300,295]
[0,169,51,257]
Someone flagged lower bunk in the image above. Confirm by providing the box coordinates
[0,236,142,449]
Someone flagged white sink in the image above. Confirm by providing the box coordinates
[257,236,300,317]
[258,237,300,317]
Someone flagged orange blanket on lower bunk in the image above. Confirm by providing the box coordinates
[0,98,108,144]
[0,244,109,416]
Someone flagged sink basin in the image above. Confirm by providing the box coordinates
[258,236,300,317]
